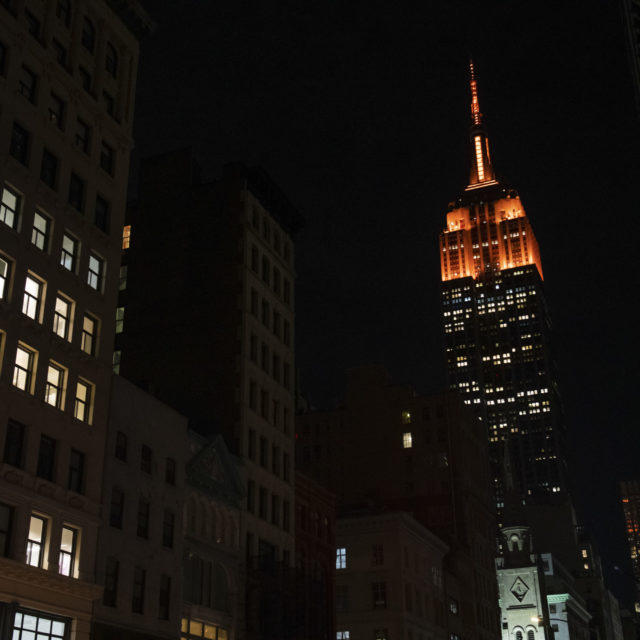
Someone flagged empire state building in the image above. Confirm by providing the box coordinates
[440,63,568,514]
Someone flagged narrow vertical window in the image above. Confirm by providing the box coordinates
[0,503,12,557]
[132,566,146,613]
[40,150,58,188]
[0,256,10,299]
[165,458,176,485]
[94,195,110,232]
[53,295,72,340]
[115,306,124,333]
[22,275,43,320]
[58,526,77,576]
[162,510,174,548]
[137,499,150,539]
[140,445,152,473]
[4,420,25,468]
[81,314,96,355]
[104,556,119,606]
[10,122,30,165]
[60,233,78,271]
[26,515,47,567]
[31,212,50,251]
[109,487,124,528]
[44,363,65,409]
[74,379,93,423]
[87,253,103,290]
[81,17,95,52]
[13,344,36,392]
[336,547,347,569]
[114,431,127,461]
[36,435,56,480]
[158,574,171,620]
[68,173,85,212]
[1,186,20,229]
[402,432,413,449]
[122,225,131,249]
[105,43,118,76]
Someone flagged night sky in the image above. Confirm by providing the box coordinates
[132,1,640,602]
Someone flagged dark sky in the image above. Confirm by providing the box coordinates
[133,1,640,603]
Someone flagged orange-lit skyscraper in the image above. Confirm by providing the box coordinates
[440,63,568,515]
[620,481,640,588]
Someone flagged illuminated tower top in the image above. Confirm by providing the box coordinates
[467,59,497,189]
[440,62,543,283]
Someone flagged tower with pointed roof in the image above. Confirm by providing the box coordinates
[439,62,569,520]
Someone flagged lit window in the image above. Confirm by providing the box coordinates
[336,547,346,569]
[0,256,9,299]
[74,379,93,423]
[401,410,412,424]
[119,265,127,291]
[53,295,72,340]
[337,633,350,640]
[26,514,47,567]
[22,275,43,320]
[115,307,125,333]
[122,225,131,249]
[81,314,97,355]
[87,253,104,291]
[45,363,66,409]
[12,611,66,640]
[13,344,36,392]
[1,186,20,229]
[403,432,413,449]
[60,233,78,271]
[581,549,588,558]
[58,526,77,576]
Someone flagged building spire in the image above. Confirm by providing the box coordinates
[466,59,497,189]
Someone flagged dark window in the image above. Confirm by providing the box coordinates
[259,487,267,519]
[283,452,290,482]
[115,430,127,461]
[105,42,118,76]
[165,458,176,485]
[40,149,58,189]
[100,140,114,175]
[141,445,152,474]
[10,122,29,165]
[132,566,146,613]
[104,556,119,606]
[68,449,84,493]
[0,502,12,556]
[0,41,7,77]
[162,510,174,548]
[247,429,256,459]
[283,500,290,531]
[158,574,171,620]
[78,65,91,92]
[262,256,270,285]
[284,279,291,305]
[372,582,387,609]
[4,419,25,467]
[48,93,65,129]
[19,65,37,102]
[81,17,95,52]
[36,435,56,481]
[56,0,71,26]
[94,195,109,232]
[52,39,67,66]
[68,173,85,212]
[109,486,124,528]
[262,299,270,327]
[247,480,255,513]
[102,90,114,116]
[25,9,41,39]
[259,436,268,467]
[75,118,90,153]
[137,499,150,538]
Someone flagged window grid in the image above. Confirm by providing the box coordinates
[44,363,65,409]
[13,344,36,392]
[22,275,42,320]
[58,526,77,576]
[26,514,47,567]
[53,296,71,340]
[1,186,20,229]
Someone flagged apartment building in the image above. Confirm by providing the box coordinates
[0,0,150,636]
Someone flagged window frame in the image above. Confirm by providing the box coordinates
[31,211,51,251]
[26,514,47,568]
[68,448,84,494]
[10,121,30,165]
[40,149,59,189]
[13,343,36,393]
[44,362,66,409]
[74,378,93,423]
[87,253,104,291]
[53,294,72,340]
[60,232,78,272]
[22,274,44,321]
[81,313,97,355]
[58,525,78,577]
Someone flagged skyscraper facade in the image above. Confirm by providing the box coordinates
[440,63,568,513]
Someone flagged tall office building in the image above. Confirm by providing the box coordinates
[440,62,568,514]
[117,150,303,639]
[0,0,150,637]
[620,481,640,593]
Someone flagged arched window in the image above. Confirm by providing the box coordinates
[81,17,95,52]
[105,42,118,76]
[515,631,523,640]
[527,630,535,640]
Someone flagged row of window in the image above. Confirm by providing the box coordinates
[108,485,175,549]
[246,481,290,532]
[250,245,292,307]
[248,333,292,390]
[247,380,291,432]
[104,556,172,619]
[3,419,85,493]
[250,288,292,347]
[5,339,94,423]
[113,430,177,485]
[0,504,80,578]
[246,429,291,481]
[8,116,114,224]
